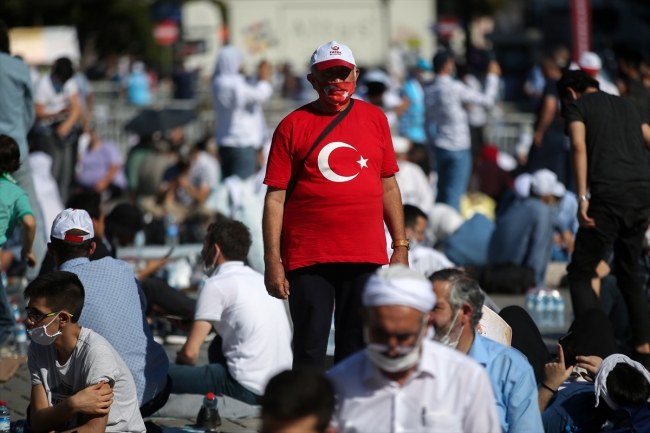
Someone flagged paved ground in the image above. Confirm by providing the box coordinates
[0,262,571,431]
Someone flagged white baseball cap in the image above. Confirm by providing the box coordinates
[51,208,95,243]
[392,136,411,154]
[310,41,356,71]
[531,169,566,197]
[578,52,602,75]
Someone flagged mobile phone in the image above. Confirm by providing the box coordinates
[559,332,577,368]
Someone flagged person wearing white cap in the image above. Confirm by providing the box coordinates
[263,41,408,368]
[328,265,500,433]
[392,135,434,214]
[213,46,273,179]
[46,208,171,418]
[488,169,564,286]
[355,69,407,128]
[576,51,619,96]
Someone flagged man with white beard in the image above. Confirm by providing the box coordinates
[328,265,500,433]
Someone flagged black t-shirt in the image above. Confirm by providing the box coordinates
[563,91,650,205]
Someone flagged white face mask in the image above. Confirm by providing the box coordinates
[364,315,427,373]
[433,309,462,349]
[28,312,62,346]
[643,229,650,250]
[202,246,219,277]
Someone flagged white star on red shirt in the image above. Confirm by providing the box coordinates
[357,156,368,169]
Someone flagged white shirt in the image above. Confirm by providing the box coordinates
[328,339,501,433]
[29,151,64,238]
[34,75,78,124]
[597,75,620,96]
[396,160,434,214]
[212,75,273,148]
[425,74,499,151]
[410,246,455,278]
[463,74,488,127]
[195,261,292,394]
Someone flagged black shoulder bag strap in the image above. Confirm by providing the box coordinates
[284,99,355,206]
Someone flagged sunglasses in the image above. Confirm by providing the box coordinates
[25,308,73,323]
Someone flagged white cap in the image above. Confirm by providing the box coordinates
[578,51,602,74]
[51,208,94,243]
[310,41,356,71]
[531,169,566,197]
[392,136,411,154]
[363,265,435,313]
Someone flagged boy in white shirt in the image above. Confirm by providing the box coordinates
[26,271,145,433]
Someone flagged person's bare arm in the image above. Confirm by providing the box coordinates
[176,320,212,365]
[30,382,113,433]
[538,345,573,413]
[382,176,408,266]
[393,96,410,117]
[533,96,557,146]
[178,176,211,204]
[568,121,595,229]
[263,187,290,299]
[21,214,37,268]
[56,93,82,138]
[94,164,120,193]
[59,414,109,433]
[642,123,650,150]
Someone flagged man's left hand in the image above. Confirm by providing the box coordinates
[389,247,408,266]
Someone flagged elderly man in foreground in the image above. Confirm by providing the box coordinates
[429,269,543,433]
[328,265,500,433]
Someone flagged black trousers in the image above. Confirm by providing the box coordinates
[140,277,196,319]
[567,201,650,346]
[287,262,380,369]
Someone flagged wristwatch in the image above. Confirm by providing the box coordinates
[391,240,410,251]
[577,195,589,203]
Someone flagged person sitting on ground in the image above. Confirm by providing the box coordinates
[261,369,336,433]
[429,269,543,433]
[328,265,500,433]
[26,271,146,433]
[0,135,37,346]
[541,354,650,432]
[46,208,170,418]
[39,191,113,276]
[169,219,292,404]
[143,143,218,224]
[488,169,563,287]
[393,137,434,214]
[401,204,454,277]
[76,126,128,198]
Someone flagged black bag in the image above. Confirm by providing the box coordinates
[466,263,535,295]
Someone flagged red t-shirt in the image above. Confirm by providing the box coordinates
[264,100,399,271]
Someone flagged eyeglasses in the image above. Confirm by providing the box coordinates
[24,308,72,323]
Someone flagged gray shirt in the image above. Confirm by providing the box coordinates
[0,53,35,157]
[28,327,146,433]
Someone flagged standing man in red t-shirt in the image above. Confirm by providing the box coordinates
[263,41,409,368]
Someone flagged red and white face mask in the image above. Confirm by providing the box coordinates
[315,79,356,111]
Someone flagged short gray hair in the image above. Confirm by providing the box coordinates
[429,269,484,328]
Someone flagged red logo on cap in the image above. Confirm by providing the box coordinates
[331,45,340,51]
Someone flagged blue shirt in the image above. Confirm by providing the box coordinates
[0,53,35,157]
[399,78,427,144]
[468,332,543,433]
[60,257,168,405]
[542,383,601,433]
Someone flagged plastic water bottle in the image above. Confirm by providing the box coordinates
[0,401,9,433]
[196,392,221,431]
[552,290,566,329]
[14,319,27,357]
[164,213,179,246]
[534,289,546,328]
[134,230,146,256]
[525,288,537,316]
[10,299,19,322]
[542,289,556,329]
[0,272,7,291]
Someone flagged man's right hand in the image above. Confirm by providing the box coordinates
[487,60,502,76]
[68,381,113,415]
[265,261,290,299]
[578,200,596,229]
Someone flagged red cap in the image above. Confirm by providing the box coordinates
[17,318,23,323]
[206,392,215,400]
[0,401,6,406]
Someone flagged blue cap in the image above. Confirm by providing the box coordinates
[433,50,453,72]
[416,57,432,71]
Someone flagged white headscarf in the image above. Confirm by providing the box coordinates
[213,46,244,77]
[363,265,435,313]
[594,354,650,409]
